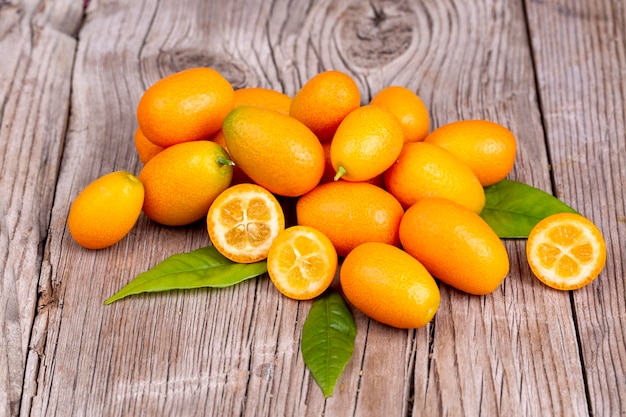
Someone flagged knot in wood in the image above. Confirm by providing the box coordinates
[338,0,414,68]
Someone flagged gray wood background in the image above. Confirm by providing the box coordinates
[1,0,624,416]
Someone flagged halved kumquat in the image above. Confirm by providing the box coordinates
[207,183,285,263]
[267,226,338,300]
[526,212,606,290]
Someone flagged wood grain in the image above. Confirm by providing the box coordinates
[0,1,82,415]
[526,0,626,415]
[0,0,623,415]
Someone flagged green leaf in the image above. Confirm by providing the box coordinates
[301,290,356,398]
[480,179,578,238]
[105,246,267,304]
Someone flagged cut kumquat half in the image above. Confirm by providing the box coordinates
[526,212,606,290]
[267,226,338,300]
[207,183,285,263]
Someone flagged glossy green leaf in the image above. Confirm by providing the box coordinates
[301,290,356,398]
[105,246,267,304]
[480,179,578,238]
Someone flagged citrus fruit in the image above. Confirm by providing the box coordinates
[399,197,509,295]
[296,181,404,257]
[526,212,606,290]
[370,86,430,143]
[207,183,285,263]
[222,105,325,197]
[424,119,517,186]
[290,70,361,142]
[331,104,404,182]
[267,225,338,300]
[208,87,292,186]
[340,242,440,329]
[319,143,384,186]
[136,67,234,147]
[139,141,233,226]
[134,127,164,164]
[68,171,144,250]
[384,141,485,212]
[233,87,292,114]
[210,130,252,185]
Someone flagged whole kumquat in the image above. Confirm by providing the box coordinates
[222,105,325,197]
[139,141,233,226]
[68,171,144,250]
[424,119,517,186]
[290,70,361,142]
[399,197,509,295]
[137,67,234,148]
[340,242,440,329]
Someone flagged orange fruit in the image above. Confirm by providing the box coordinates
[331,105,404,182]
[136,67,234,147]
[340,242,440,329]
[222,105,324,197]
[210,130,252,185]
[139,141,233,226]
[296,181,404,257]
[399,197,509,295]
[319,142,384,186]
[384,141,485,212]
[233,87,292,114]
[208,87,293,186]
[424,120,517,186]
[290,70,361,142]
[68,171,144,250]
[134,127,164,164]
[526,212,606,290]
[370,86,430,143]
[207,183,285,263]
[267,225,338,300]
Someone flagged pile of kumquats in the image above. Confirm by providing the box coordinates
[68,67,606,330]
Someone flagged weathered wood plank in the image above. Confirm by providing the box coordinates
[0,1,82,416]
[20,0,624,416]
[400,1,588,415]
[525,0,626,415]
[29,0,423,414]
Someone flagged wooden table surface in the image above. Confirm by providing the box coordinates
[1,0,625,416]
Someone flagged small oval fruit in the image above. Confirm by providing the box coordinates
[424,119,517,186]
[68,171,144,250]
[134,128,164,164]
[210,130,253,185]
[233,87,292,114]
[331,105,404,182]
[137,67,235,147]
[384,141,485,212]
[340,242,440,329]
[370,86,430,143]
[399,197,509,295]
[290,70,361,142]
[222,105,325,197]
[296,181,404,257]
[139,141,233,226]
